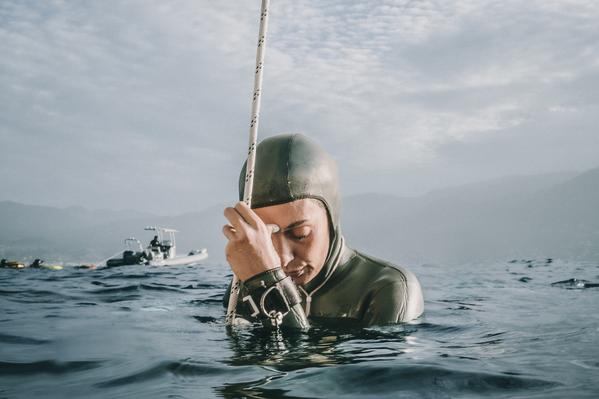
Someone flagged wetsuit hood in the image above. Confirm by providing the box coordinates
[239,134,343,292]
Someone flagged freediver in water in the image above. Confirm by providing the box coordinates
[222,134,424,329]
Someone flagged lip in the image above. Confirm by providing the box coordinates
[285,267,306,279]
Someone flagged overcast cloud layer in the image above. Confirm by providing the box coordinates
[1,0,598,214]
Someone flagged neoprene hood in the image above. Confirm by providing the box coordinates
[239,134,344,291]
[238,134,341,235]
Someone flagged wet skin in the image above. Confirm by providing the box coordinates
[223,198,329,285]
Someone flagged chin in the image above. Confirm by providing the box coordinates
[294,271,313,286]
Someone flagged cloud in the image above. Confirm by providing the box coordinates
[259,0,599,173]
[1,0,598,212]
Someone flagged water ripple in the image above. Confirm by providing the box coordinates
[0,333,50,345]
[88,283,185,295]
[95,360,227,388]
[0,360,102,376]
[0,289,80,303]
[258,364,559,397]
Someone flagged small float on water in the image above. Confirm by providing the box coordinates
[29,259,63,270]
[105,226,208,267]
[0,258,63,270]
[0,259,26,269]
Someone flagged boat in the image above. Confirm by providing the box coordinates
[105,226,208,267]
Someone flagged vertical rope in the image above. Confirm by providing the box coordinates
[226,0,271,326]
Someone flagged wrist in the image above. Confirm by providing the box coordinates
[238,263,280,282]
[243,267,286,286]
[240,268,304,328]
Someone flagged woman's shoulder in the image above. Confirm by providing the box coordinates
[348,250,416,284]
[348,249,424,321]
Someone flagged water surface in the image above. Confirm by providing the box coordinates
[1,258,598,398]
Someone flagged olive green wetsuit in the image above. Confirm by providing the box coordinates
[223,134,424,329]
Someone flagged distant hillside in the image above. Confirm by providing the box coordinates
[1,168,598,264]
[342,169,599,264]
[0,201,153,238]
[0,201,227,264]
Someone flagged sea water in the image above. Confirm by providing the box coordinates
[1,258,598,398]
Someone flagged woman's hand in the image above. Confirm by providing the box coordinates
[222,201,281,281]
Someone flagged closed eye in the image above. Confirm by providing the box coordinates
[286,226,311,241]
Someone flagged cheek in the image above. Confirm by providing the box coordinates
[300,231,329,268]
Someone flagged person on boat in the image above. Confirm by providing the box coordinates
[222,134,424,329]
[150,235,160,249]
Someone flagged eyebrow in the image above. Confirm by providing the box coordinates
[282,219,309,232]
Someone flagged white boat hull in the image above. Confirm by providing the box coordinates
[147,251,208,266]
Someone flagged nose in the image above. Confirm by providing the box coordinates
[272,236,294,268]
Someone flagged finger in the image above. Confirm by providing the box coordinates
[224,206,250,232]
[222,224,237,241]
[234,201,261,229]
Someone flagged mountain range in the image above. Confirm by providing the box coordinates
[1,167,598,265]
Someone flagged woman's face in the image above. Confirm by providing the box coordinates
[254,198,330,286]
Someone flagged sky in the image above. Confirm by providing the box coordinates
[1,0,598,215]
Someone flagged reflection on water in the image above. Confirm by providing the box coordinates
[218,321,561,399]
[225,323,412,370]
[0,259,598,398]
